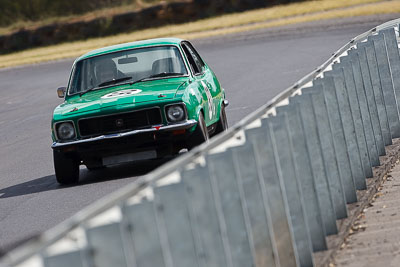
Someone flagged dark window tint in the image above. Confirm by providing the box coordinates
[182,42,205,75]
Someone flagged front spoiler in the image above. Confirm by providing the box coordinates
[51,120,197,149]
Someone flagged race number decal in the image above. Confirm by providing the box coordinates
[101,89,142,99]
[201,81,215,120]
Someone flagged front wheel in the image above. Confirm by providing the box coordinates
[187,112,209,150]
[53,150,80,184]
[86,165,105,171]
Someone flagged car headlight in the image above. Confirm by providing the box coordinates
[166,105,185,122]
[56,122,76,140]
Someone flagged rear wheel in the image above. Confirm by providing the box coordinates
[187,112,209,150]
[214,104,228,135]
[53,150,79,184]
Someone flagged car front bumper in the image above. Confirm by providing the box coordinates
[51,119,197,149]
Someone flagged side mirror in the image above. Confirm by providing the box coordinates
[57,87,66,98]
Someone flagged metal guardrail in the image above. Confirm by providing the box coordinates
[2,18,400,267]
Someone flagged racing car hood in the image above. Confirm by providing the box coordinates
[55,78,188,117]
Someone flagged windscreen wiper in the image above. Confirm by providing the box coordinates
[80,73,184,95]
[97,76,133,87]
[79,76,133,97]
[126,73,180,86]
[128,76,154,85]
[148,72,184,78]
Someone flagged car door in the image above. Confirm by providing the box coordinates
[181,41,220,126]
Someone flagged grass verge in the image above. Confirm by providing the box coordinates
[1,0,399,69]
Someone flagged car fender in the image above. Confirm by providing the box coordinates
[182,83,207,118]
[214,88,227,121]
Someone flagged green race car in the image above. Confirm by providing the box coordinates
[51,38,228,184]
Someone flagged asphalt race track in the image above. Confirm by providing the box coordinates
[0,14,398,253]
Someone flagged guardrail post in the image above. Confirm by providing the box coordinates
[382,28,400,116]
[153,182,199,267]
[267,115,314,267]
[369,33,400,139]
[352,46,385,156]
[122,200,166,267]
[276,104,327,252]
[85,222,129,267]
[359,41,392,146]
[206,152,255,267]
[301,86,348,219]
[43,251,85,267]
[324,70,366,190]
[231,144,280,267]
[245,126,299,267]
[347,50,380,166]
[333,57,373,178]
[180,166,230,267]
[313,78,358,203]
[289,94,339,234]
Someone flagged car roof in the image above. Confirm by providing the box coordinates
[75,37,185,62]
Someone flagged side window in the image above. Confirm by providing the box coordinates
[182,42,205,75]
[186,43,205,72]
[69,63,82,94]
[182,44,200,74]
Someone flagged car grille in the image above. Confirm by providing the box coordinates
[78,108,162,137]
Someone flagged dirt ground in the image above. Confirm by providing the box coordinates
[332,159,400,266]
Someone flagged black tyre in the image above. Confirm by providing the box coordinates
[53,150,80,184]
[214,104,228,135]
[187,112,209,150]
[86,165,105,171]
[85,159,105,171]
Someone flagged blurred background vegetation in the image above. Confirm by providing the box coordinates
[0,0,170,27]
[0,0,302,29]
[0,0,396,65]
[0,0,306,52]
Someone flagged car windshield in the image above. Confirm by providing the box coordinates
[68,45,188,95]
